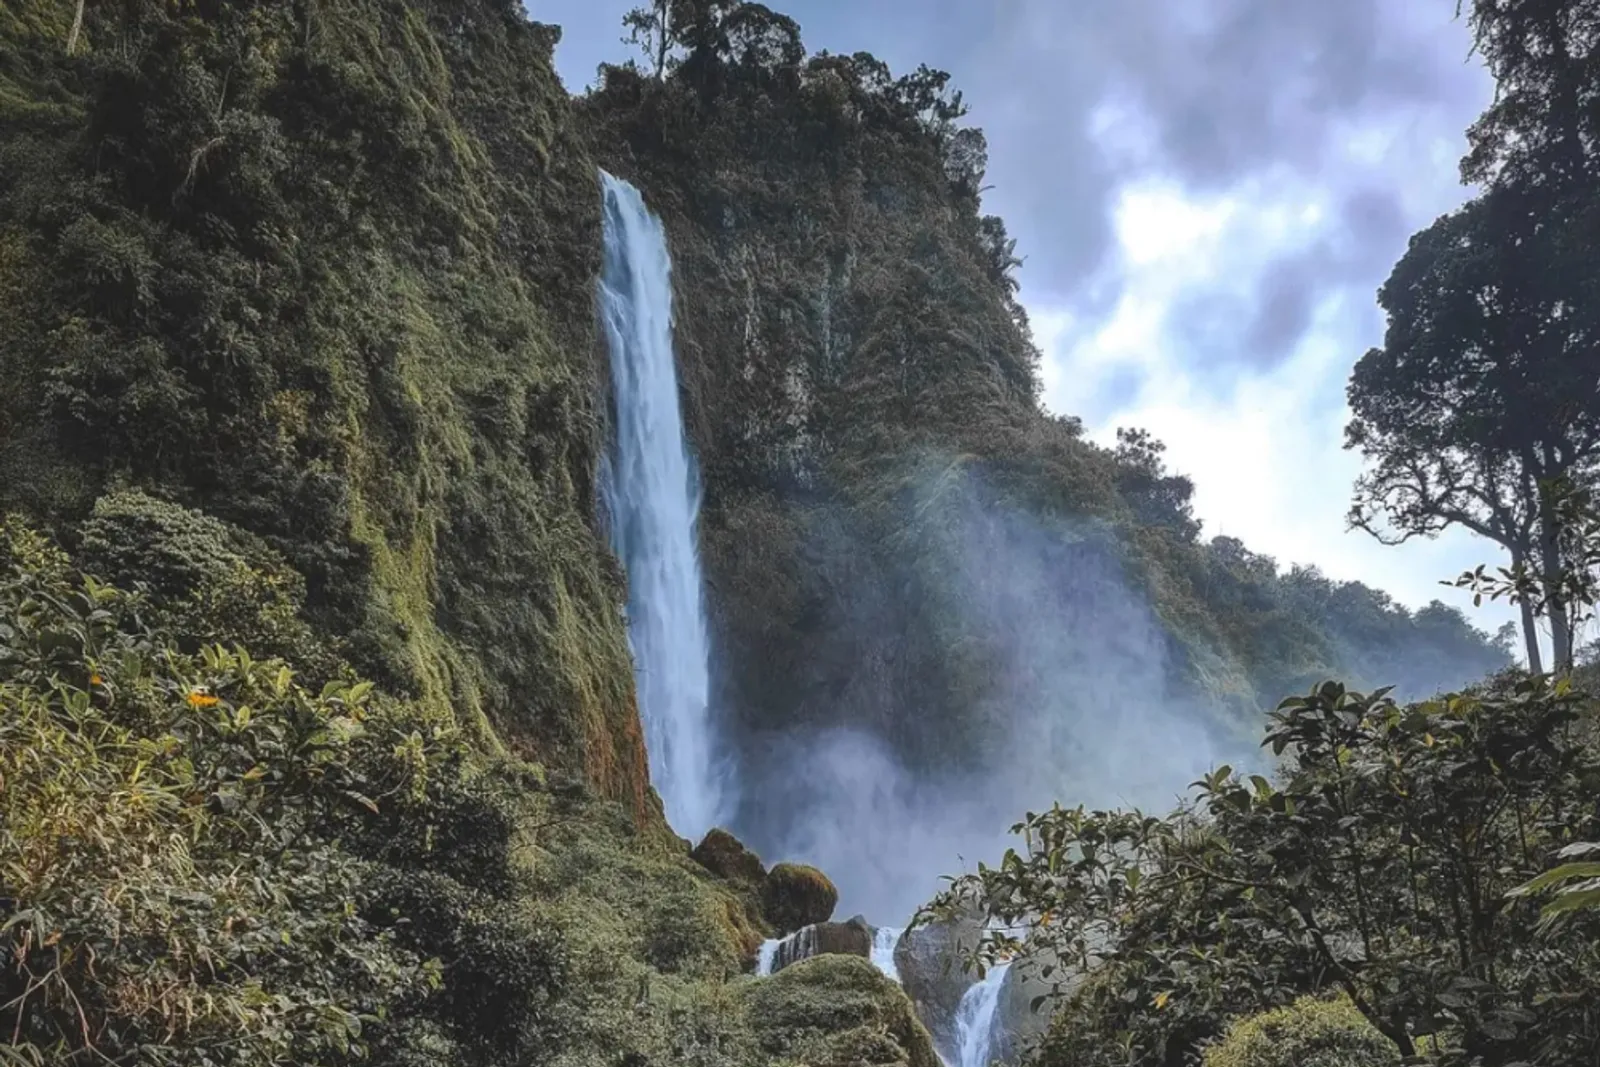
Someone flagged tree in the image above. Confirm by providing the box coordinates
[924,677,1600,1067]
[623,1,677,79]
[1449,476,1600,670]
[1458,0,1600,193]
[1113,427,1201,541]
[1346,188,1600,672]
[624,1,799,90]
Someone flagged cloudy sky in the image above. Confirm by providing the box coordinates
[530,0,1521,644]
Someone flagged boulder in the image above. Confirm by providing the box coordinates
[691,827,766,887]
[771,915,873,973]
[893,909,985,1057]
[761,862,838,935]
[992,949,1079,1064]
[742,955,941,1067]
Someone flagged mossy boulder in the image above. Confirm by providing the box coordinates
[744,955,941,1067]
[1204,996,1402,1067]
[763,862,839,935]
[692,827,768,887]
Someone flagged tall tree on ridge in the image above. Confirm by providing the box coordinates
[1349,1,1600,672]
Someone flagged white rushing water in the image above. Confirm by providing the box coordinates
[598,171,730,839]
[754,925,903,982]
[952,962,1011,1067]
[871,926,903,983]
[755,938,781,977]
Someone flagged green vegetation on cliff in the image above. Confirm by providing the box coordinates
[0,0,643,808]
[580,3,1510,803]
[0,1,1571,1066]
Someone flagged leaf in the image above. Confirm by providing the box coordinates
[344,791,380,814]
[1509,862,1600,897]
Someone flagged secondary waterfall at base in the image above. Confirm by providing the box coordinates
[952,963,1010,1067]
[598,171,730,839]
[870,926,903,983]
[754,925,905,981]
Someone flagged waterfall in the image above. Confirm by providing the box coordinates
[952,963,1011,1067]
[870,926,903,983]
[598,171,730,839]
[756,938,781,977]
[756,924,904,981]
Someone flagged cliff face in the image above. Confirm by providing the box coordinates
[579,25,1510,885]
[0,0,648,812]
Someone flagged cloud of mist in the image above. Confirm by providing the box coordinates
[730,463,1256,925]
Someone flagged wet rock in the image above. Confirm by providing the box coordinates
[893,909,985,1056]
[992,950,1076,1064]
[771,915,873,973]
[761,862,837,935]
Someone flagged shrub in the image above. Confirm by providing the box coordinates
[0,516,450,1064]
[1204,997,1401,1067]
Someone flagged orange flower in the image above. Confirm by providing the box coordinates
[89,673,103,687]
[187,689,220,708]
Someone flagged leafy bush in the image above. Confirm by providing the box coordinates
[74,489,342,677]
[742,955,940,1067]
[931,676,1600,1067]
[0,517,446,1064]
[1204,998,1400,1067]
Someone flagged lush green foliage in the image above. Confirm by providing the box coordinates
[0,518,450,1063]
[0,0,644,805]
[1202,997,1399,1067]
[926,675,1600,1067]
[741,955,940,1067]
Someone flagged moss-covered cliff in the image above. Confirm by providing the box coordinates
[0,0,648,813]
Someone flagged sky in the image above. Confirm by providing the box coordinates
[528,0,1524,646]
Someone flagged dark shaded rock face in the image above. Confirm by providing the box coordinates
[893,911,985,1056]
[762,862,838,935]
[691,827,767,887]
[993,949,1077,1064]
[771,916,873,973]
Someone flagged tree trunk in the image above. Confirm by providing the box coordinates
[1519,599,1544,674]
[67,0,86,56]
[1536,482,1575,671]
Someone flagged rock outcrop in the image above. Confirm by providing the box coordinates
[770,916,874,973]
[762,862,838,935]
[893,910,986,1056]
[993,949,1080,1064]
[691,827,768,888]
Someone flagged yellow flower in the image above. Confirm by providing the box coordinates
[187,689,220,708]
[89,673,103,686]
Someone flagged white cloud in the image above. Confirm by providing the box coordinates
[1030,177,1520,643]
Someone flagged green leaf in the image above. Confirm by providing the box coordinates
[1509,862,1600,897]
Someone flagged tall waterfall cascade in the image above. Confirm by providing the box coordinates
[598,171,730,839]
